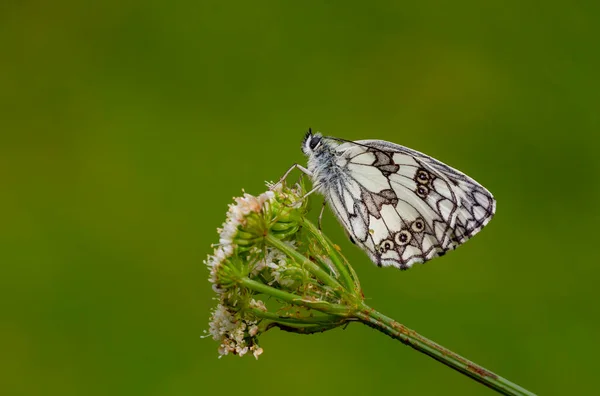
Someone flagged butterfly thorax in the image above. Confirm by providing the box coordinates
[304,137,345,193]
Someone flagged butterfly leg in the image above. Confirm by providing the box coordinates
[281,184,321,210]
[317,200,327,231]
[297,185,320,201]
[270,163,312,191]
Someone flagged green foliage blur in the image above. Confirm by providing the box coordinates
[2,1,599,395]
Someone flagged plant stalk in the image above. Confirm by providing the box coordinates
[301,219,359,292]
[354,305,536,396]
[239,277,351,316]
[265,233,344,293]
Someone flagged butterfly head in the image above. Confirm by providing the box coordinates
[302,129,324,156]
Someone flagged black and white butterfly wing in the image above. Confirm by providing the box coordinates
[323,138,496,269]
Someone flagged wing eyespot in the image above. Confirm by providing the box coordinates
[416,185,429,198]
[415,169,431,184]
[394,230,412,246]
[378,239,394,253]
[411,218,425,233]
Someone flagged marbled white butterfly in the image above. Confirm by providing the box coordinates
[288,129,496,270]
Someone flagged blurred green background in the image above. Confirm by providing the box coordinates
[2,1,599,395]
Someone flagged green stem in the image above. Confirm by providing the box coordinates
[265,233,344,294]
[239,277,351,316]
[354,305,536,396]
[302,219,359,293]
[249,308,346,324]
[250,308,349,333]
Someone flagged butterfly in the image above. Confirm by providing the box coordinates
[289,129,496,270]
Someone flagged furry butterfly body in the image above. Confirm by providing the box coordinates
[301,131,496,269]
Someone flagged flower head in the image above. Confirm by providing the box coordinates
[205,181,362,358]
[207,301,264,359]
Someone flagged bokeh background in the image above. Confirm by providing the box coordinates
[2,1,599,395]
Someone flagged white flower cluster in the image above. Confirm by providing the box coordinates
[204,188,282,359]
[205,183,310,359]
[265,243,299,287]
[205,190,275,293]
[208,301,264,359]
